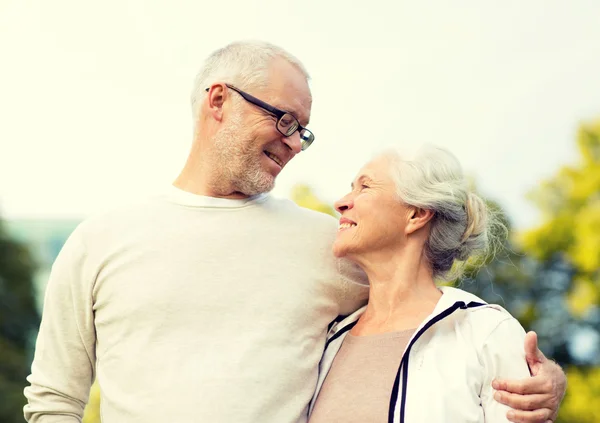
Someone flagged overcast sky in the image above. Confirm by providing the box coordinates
[1,0,599,229]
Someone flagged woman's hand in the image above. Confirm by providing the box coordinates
[492,332,566,423]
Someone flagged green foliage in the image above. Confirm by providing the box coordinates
[83,382,101,423]
[0,218,39,423]
[521,119,600,315]
[559,366,600,423]
[519,119,600,422]
[291,184,337,217]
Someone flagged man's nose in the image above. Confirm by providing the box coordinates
[282,131,302,155]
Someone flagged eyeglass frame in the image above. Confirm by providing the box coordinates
[204,84,315,151]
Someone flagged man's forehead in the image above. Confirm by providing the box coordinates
[262,84,311,124]
[273,96,312,125]
[262,60,312,125]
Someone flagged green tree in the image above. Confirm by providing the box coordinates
[291,184,336,217]
[83,382,101,423]
[518,119,600,422]
[521,119,600,321]
[0,216,39,423]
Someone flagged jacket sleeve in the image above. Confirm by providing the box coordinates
[336,257,369,315]
[23,227,96,422]
[479,316,531,423]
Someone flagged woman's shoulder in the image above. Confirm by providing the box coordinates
[440,286,525,344]
[466,307,525,344]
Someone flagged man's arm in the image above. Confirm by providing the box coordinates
[24,227,96,422]
[492,332,567,423]
[336,257,369,315]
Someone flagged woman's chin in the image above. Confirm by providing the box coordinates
[332,241,349,258]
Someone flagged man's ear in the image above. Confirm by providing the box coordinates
[405,207,435,235]
[205,84,227,122]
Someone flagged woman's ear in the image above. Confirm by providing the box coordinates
[405,207,435,235]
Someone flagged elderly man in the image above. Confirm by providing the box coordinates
[25,41,565,423]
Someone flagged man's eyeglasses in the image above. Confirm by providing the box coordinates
[205,84,315,151]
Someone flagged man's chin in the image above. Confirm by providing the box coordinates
[238,175,275,197]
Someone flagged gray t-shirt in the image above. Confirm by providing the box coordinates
[310,328,416,423]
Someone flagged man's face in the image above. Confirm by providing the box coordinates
[211,59,312,196]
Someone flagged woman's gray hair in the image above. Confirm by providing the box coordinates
[380,145,505,281]
[190,41,310,120]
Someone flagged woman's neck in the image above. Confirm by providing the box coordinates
[351,245,442,336]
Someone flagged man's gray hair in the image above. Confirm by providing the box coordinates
[379,145,505,281]
[190,41,310,119]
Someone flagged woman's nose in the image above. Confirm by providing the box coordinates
[334,195,354,213]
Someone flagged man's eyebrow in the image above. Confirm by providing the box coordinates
[273,103,309,126]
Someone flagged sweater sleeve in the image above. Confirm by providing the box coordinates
[24,227,97,422]
[480,316,531,423]
[335,257,369,316]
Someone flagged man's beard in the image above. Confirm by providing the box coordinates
[211,117,276,197]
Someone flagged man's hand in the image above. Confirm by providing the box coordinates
[492,331,567,423]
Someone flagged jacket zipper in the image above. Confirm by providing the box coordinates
[388,301,485,423]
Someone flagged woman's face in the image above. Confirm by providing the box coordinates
[333,156,413,259]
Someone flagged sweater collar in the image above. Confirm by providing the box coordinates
[164,185,269,209]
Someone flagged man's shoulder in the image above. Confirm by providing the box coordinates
[74,195,168,240]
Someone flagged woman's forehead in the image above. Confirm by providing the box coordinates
[355,156,393,180]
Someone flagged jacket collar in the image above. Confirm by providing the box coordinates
[330,286,491,336]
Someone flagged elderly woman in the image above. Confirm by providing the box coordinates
[309,146,559,423]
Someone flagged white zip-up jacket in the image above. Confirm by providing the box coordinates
[309,287,530,423]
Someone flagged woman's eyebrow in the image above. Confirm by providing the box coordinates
[351,175,373,189]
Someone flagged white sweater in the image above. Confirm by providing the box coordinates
[310,287,531,423]
[24,187,369,423]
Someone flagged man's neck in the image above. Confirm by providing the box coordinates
[173,156,249,200]
[172,177,248,199]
